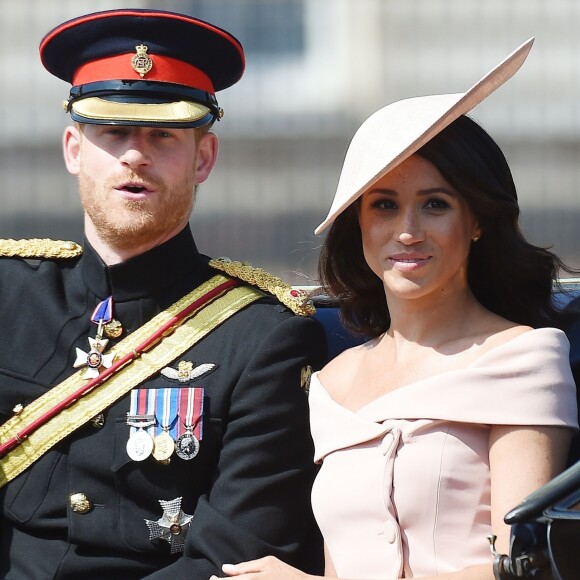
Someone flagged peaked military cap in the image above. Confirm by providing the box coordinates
[39,9,245,128]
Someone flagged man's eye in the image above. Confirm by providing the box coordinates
[104,128,126,136]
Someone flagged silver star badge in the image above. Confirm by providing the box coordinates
[73,336,116,379]
[145,497,193,554]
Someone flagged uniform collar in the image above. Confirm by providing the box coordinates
[81,226,210,301]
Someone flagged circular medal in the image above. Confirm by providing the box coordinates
[152,430,175,461]
[126,429,153,461]
[86,350,103,369]
[175,432,200,460]
[103,318,123,339]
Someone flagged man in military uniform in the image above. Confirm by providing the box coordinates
[0,9,327,579]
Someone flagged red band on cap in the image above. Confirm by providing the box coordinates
[40,10,245,73]
[72,53,215,94]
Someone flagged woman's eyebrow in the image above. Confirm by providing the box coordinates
[368,187,456,196]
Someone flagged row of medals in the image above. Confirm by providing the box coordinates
[126,415,200,464]
[80,301,200,464]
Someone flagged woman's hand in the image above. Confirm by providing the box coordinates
[209,556,317,579]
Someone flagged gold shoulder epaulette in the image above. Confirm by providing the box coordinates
[0,239,83,259]
[209,257,315,316]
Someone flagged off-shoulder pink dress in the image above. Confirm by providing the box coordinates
[310,328,578,579]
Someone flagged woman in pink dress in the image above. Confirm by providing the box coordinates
[212,39,578,580]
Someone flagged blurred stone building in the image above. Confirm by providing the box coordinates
[1,0,580,283]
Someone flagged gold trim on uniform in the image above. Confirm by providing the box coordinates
[0,239,82,259]
[209,257,315,316]
[0,275,263,488]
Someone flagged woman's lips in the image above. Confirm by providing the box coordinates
[389,254,432,271]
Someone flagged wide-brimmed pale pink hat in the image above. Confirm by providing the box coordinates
[315,38,534,235]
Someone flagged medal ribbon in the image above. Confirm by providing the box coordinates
[128,388,155,438]
[178,388,204,440]
[156,388,179,439]
[91,296,113,325]
[91,296,113,338]
[128,389,138,436]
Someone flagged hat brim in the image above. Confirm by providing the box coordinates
[314,37,534,235]
[70,97,213,128]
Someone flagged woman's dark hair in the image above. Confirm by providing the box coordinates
[318,114,575,337]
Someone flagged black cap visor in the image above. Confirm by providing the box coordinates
[67,80,220,127]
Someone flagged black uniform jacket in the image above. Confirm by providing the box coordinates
[0,226,327,579]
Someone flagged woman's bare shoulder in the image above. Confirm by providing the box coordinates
[318,338,375,396]
[475,317,533,351]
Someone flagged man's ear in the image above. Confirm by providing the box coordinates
[63,125,81,176]
[194,131,219,184]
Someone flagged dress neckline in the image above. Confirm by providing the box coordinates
[314,327,562,414]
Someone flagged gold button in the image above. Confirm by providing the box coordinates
[89,413,105,429]
[70,492,92,514]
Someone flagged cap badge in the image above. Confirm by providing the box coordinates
[131,44,153,77]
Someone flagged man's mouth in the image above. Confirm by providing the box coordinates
[115,181,154,197]
[124,185,146,194]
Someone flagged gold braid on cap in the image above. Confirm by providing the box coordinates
[209,257,315,316]
[0,239,82,259]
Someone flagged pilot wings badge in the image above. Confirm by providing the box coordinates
[160,360,216,383]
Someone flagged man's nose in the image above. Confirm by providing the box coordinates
[119,133,151,168]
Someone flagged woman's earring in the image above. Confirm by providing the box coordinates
[472,235,480,242]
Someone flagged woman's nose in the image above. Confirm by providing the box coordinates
[396,209,424,244]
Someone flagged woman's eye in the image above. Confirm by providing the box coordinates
[371,199,397,210]
[425,198,450,210]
